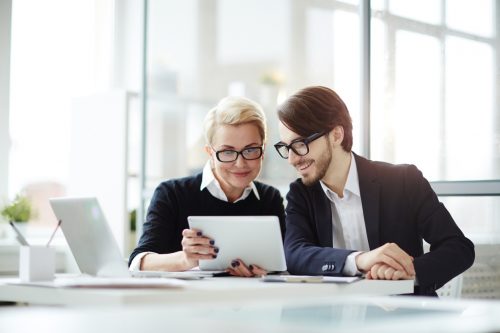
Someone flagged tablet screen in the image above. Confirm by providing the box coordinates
[187,216,286,272]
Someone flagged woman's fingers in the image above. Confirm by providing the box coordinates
[250,264,267,276]
[181,228,217,259]
[226,259,267,277]
[184,245,218,256]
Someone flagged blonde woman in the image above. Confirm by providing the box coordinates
[129,96,285,277]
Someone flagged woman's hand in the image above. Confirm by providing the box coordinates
[180,228,218,270]
[226,258,267,277]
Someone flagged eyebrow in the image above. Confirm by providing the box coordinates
[291,136,307,143]
[276,136,305,146]
[217,143,262,150]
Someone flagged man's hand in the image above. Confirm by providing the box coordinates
[365,263,414,280]
[180,228,218,270]
[355,243,415,278]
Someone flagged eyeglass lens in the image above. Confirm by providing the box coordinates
[216,147,262,162]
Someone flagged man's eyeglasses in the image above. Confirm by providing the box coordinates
[212,146,264,163]
[274,132,327,159]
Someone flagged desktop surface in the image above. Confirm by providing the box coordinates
[1,295,499,333]
[0,275,413,306]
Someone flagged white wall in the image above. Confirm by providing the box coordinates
[69,91,129,253]
[0,0,12,200]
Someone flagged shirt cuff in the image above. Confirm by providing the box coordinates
[129,251,154,271]
[342,251,363,276]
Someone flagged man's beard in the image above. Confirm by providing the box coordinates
[301,143,332,186]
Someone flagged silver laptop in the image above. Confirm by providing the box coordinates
[49,197,208,279]
[188,216,287,272]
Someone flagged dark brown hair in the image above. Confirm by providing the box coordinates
[277,86,353,152]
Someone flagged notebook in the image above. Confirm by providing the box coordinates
[187,215,287,272]
[48,197,209,282]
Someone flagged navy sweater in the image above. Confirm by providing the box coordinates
[129,173,286,265]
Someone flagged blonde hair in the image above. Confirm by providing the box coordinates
[204,96,267,145]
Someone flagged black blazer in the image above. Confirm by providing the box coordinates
[284,153,475,295]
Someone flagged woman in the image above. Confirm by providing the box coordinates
[129,96,285,277]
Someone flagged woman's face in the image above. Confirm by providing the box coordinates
[206,123,264,199]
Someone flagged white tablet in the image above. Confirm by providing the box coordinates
[187,216,287,272]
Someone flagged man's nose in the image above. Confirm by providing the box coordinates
[287,149,300,165]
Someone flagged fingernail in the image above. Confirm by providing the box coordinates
[209,240,215,245]
[197,231,202,236]
[249,265,253,271]
[231,260,238,267]
[214,247,219,253]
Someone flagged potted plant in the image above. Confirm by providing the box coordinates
[1,194,32,223]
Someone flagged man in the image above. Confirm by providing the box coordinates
[274,86,474,296]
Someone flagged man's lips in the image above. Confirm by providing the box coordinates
[296,160,313,172]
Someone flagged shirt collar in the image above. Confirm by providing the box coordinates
[200,161,260,201]
[320,152,360,199]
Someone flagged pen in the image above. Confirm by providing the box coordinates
[9,221,29,246]
[46,219,62,247]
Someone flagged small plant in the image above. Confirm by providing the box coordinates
[1,195,32,223]
[129,209,137,232]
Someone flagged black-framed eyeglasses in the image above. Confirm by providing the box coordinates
[212,146,264,163]
[274,132,327,159]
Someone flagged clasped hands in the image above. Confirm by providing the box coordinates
[181,228,265,277]
[355,243,415,280]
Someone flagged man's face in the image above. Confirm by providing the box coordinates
[277,122,331,186]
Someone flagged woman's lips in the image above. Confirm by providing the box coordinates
[232,171,251,178]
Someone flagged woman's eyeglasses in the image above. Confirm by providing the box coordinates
[212,146,264,163]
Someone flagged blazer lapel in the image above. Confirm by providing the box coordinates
[355,153,381,249]
[312,183,333,247]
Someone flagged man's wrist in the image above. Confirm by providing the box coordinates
[343,251,364,276]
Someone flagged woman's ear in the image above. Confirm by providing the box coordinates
[204,145,212,157]
[205,145,215,168]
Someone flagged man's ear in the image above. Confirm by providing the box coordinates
[330,126,345,145]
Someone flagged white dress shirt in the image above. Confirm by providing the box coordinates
[199,161,260,202]
[319,153,370,276]
[129,161,260,271]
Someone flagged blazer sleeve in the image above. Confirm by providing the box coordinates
[284,181,354,276]
[403,165,475,293]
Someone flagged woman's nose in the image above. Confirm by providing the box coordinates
[234,153,247,166]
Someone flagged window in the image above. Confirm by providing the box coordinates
[8,0,114,225]
[142,0,498,242]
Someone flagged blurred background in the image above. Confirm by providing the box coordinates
[0,0,499,297]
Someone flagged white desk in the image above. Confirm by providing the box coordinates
[0,276,413,306]
[1,295,500,333]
